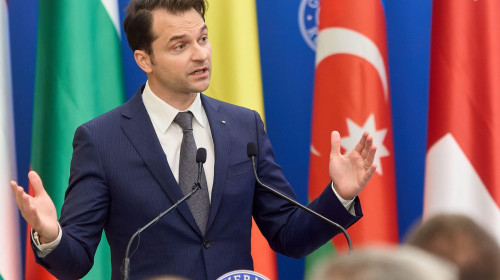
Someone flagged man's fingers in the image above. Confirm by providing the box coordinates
[363,164,378,183]
[353,131,369,155]
[331,131,342,157]
[11,181,25,207]
[10,178,43,230]
[28,171,45,197]
[364,144,377,167]
[10,180,24,198]
[360,133,374,159]
[10,180,21,199]
[10,180,19,193]
[20,191,32,212]
[16,189,33,220]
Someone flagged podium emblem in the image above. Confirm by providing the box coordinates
[217,269,270,280]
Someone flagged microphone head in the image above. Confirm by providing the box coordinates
[196,148,207,163]
[247,142,258,158]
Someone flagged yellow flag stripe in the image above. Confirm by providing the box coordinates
[205,1,265,118]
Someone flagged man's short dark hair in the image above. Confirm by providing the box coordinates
[123,0,208,54]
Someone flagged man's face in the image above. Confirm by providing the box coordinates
[147,8,212,97]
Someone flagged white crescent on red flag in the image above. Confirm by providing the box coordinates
[308,0,398,254]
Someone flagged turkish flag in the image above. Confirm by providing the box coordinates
[424,0,500,243]
[308,0,398,253]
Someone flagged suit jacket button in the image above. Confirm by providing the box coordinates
[204,240,211,249]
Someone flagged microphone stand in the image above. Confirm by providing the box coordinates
[121,148,207,280]
[247,143,353,253]
[121,183,201,280]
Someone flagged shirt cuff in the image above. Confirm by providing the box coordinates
[331,182,356,215]
[31,222,62,258]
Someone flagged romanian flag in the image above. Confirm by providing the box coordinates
[424,0,500,243]
[306,0,398,276]
[205,1,276,279]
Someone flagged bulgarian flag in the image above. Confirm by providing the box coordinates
[424,0,500,243]
[205,2,276,279]
[0,1,22,279]
[306,0,398,276]
[26,0,124,279]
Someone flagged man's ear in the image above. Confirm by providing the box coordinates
[134,50,153,73]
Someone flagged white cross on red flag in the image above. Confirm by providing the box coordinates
[424,0,500,243]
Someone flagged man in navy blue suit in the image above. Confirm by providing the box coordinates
[11,0,378,279]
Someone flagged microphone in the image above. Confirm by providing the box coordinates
[246,142,353,253]
[121,148,207,280]
[196,147,207,183]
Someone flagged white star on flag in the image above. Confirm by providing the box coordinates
[340,114,389,175]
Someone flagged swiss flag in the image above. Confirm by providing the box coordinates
[308,0,398,253]
[424,0,500,243]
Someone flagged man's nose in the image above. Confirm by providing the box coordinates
[192,44,209,61]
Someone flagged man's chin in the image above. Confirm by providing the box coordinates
[196,82,210,93]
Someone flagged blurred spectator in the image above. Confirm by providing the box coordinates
[310,245,457,280]
[405,213,500,280]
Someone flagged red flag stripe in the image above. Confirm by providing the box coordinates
[251,219,277,280]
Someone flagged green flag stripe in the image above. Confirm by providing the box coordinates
[305,241,336,279]
[32,1,124,279]
[100,0,121,37]
[32,1,124,207]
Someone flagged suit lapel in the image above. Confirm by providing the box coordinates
[201,94,231,231]
[120,88,200,234]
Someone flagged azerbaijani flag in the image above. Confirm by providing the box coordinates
[424,0,500,243]
[0,0,22,279]
[26,1,124,279]
[306,0,398,276]
[204,1,276,279]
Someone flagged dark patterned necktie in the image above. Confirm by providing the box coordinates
[173,111,210,235]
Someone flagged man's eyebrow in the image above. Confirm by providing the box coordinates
[168,25,208,43]
[168,33,187,43]
[200,24,208,34]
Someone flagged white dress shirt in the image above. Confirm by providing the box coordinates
[142,82,215,201]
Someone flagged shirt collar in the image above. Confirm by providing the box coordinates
[142,81,206,134]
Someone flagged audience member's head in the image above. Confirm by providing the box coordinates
[405,213,500,280]
[311,245,458,280]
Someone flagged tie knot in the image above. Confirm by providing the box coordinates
[174,111,194,131]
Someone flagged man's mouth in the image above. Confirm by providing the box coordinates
[191,68,207,75]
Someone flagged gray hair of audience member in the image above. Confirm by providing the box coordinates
[310,245,458,280]
[405,213,500,280]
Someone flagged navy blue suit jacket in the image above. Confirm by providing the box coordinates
[35,86,362,280]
